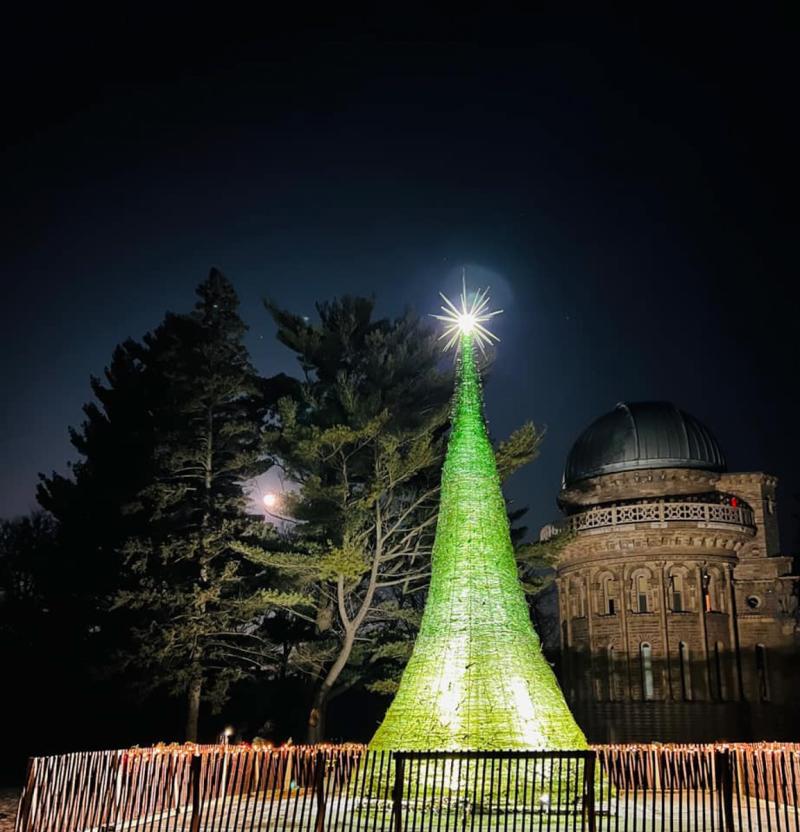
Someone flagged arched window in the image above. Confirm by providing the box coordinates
[568,580,578,618]
[756,644,771,701]
[670,573,685,612]
[703,568,726,613]
[716,572,727,613]
[679,641,692,701]
[602,574,616,616]
[702,569,713,612]
[640,642,654,700]
[636,574,649,613]
[714,641,726,701]
[569,578,586,619]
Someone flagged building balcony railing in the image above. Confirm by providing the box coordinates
[554,500,756,537]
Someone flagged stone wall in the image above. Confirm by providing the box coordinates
[551,466,799,741]
[571,701,800,744]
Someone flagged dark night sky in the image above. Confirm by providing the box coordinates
[1,7,797,544]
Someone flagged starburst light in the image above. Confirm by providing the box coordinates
[431,274,503,353]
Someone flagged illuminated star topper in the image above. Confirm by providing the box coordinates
[432,272,503,353]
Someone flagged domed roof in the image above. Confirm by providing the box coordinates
[563,402,726,488]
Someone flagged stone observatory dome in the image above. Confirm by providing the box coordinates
[563,401,726,488]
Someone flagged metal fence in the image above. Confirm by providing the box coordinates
[13,742,800,832]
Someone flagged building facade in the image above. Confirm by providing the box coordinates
[546,402,798,742]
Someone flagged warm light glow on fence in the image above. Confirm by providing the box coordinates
[14,741,800,832]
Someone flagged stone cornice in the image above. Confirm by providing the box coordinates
[558,467,776,510]
[557,553,739,577]
[718,471,778,488]
[558,529,747,570]
[559,467,722,508]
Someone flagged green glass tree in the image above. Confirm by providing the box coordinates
[370,286,586,751]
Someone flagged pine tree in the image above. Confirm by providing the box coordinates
[116,269,272,741]
[19,322,191,755]
[370,319,586,750]
[0,513,58,647]
[36,338,165,662]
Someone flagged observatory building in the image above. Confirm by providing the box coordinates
[547,401,799,742]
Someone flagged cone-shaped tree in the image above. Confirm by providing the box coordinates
[370,314,586,750]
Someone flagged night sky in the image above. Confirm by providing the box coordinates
[1,8,797,545]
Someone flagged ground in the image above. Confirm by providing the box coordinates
[0,788,18,832]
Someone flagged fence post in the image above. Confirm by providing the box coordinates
[284,749,294,794]
[189,753,202,832]
[315,750,326,832]
[392,754,405,832]
[15,757,36,832]
[715,749,734,832]
[584,752,597,832]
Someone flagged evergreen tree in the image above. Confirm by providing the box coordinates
[0,513,61,777]
[241,297,542,741]
[36,338,165,674]
[0,512,58,646]
[115,269,272,741]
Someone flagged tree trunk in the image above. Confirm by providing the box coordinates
[185,671,202,742]
[306,528,385,743]
[306,627,357,743]
[307,684,329,744]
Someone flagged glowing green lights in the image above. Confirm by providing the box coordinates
[370,312,586,752]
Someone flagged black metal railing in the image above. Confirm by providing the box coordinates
[13,742,800,831]
[392,750,596,832]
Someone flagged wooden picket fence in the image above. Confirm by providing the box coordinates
[597,742,800,803]
[13,741,800,831]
